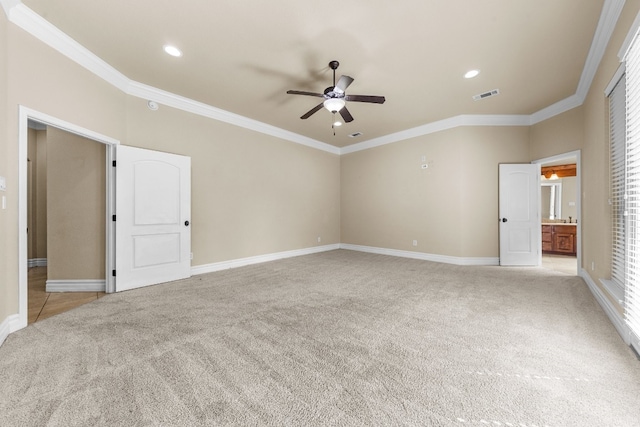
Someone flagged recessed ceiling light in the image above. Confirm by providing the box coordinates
[163,44,182,57]
[464,69,480,79]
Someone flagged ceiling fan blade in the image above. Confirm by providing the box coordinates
[344,94,386,104]
[334,75,354,94]
[300,103,324,119]
[339,106,354,123]
[287,90,325,97]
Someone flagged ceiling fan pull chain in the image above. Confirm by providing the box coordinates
[332,113,336,136]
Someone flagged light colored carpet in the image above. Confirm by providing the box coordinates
[1,249,639,426]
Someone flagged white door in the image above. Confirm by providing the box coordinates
[115,145,191,292]
[499,163,540,266]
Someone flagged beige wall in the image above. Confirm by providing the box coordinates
[583,0,640,313]
[46,127,105,280]
[529,0,640,315]
[341,126,530,258]
[530,107,584,161]
[0,16,341,319]
[561,176,578,221]
[26,128,47,260]
[2,19,127,316]
[27,127,36,259]
[35,130,47,258]
[124,97,341,265]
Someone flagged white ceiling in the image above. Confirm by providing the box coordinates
[18,0,606,148]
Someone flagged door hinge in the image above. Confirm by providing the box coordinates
[112,214,116,221]
[112,270,116,277]
[112,160,116,167]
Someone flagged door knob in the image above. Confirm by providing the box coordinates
[501,218,508,223]
[184,220,190,226]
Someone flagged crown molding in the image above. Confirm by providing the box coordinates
[0,0,19,17]
[577,0,626,97]
[2,0,337,155]
[619,2,640,60]
[1,0,626,156]
[529,94,584,125]
[340,114,531,154]
[3,1,130,91]
[127,81,341,155]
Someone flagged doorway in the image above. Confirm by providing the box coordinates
[533,151,580,275]
[17,106,118,330]
[26,120,108,323]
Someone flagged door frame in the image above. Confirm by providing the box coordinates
[17,105,119,330]
[531,150,582,272]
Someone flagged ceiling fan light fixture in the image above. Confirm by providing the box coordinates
[324,98,345,113]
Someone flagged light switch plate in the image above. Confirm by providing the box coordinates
[0,176,6,191]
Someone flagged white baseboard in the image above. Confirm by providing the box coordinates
[339,243,500,266]
[0,314,21,348]
[28,258,47,267]
[580,268,630,345]
[191,244,341,276]
[45,279,106,292]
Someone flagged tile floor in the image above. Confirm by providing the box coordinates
[541,254,577,275]
[28,266,105,324]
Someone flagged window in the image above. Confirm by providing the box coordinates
[605,29,640,353]
[624,34,640,353]
[608,72,626,302]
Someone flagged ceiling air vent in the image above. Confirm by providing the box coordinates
[473,89,500,101]
[348,132,363,138]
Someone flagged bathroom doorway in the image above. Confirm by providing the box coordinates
[533,151,580,275]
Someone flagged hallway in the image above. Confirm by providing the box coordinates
[28,266,105,324]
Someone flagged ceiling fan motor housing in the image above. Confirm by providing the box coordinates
[324,86,341,98]
[286,59,385,124]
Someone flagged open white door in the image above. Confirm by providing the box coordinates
[499,163,540,266]
[115,145,191,292]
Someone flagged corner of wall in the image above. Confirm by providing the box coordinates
[0,314,20,347]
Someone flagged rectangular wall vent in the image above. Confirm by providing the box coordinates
[473,89,500,101]
[348,132,363,138]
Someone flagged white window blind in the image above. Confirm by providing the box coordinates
[610,74,626,292]
[625,34,640,352]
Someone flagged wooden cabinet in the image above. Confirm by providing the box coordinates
[542,224,576,255]
[542,225,553,252]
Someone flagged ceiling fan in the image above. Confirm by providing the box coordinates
[286,60,385,124]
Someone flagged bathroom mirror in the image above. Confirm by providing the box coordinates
[541,182,562,220]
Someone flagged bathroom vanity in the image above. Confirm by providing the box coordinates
[542,223,577,255]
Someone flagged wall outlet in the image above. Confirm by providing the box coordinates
[412,240,418,247]
[190,252,193,260]
[317,236,321,243]
[591,261,595,271]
